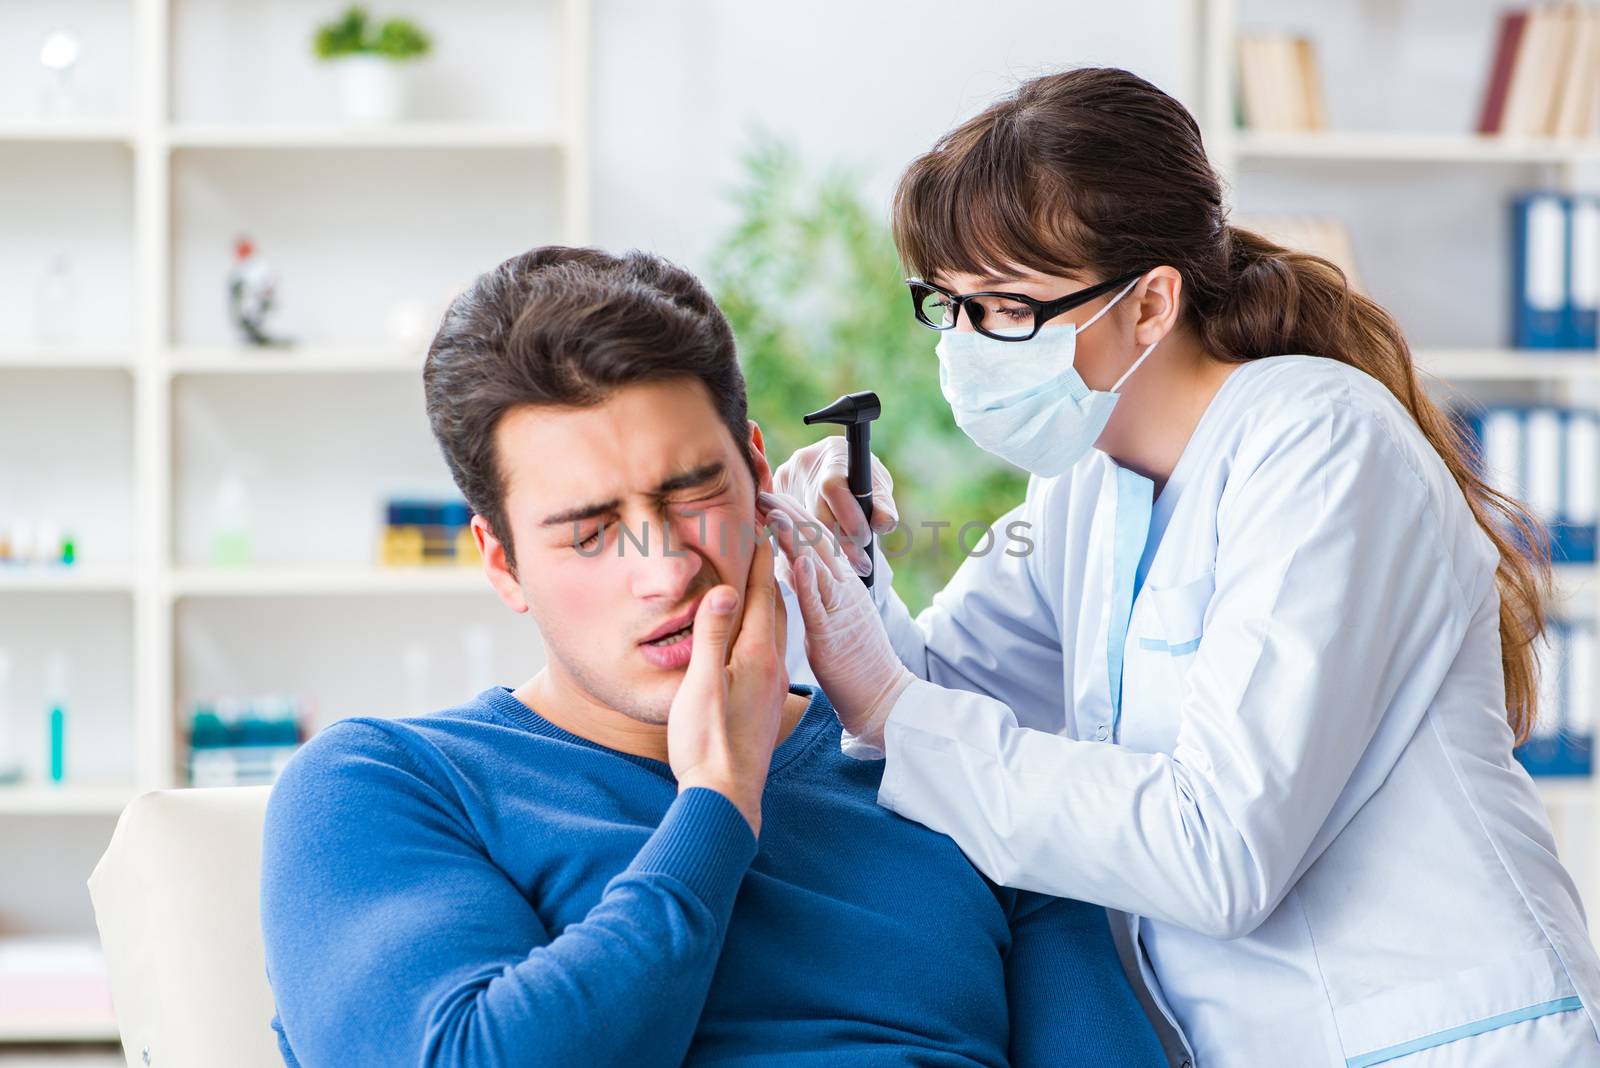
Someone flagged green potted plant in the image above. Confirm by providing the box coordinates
[312,6,432,123]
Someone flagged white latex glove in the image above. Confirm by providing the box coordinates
[769,437,899,579]
[757,490,913,757]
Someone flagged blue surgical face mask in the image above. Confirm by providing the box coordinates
[935,275,1160,477]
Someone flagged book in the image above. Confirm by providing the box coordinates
[1501,7,1552,136]
[1295,37,1328,130]
[1532,7,1572,135]
[1482,4,1600,138]
[1567,193,1600,347]
[1552,7,1599,136]
[1511,191,1570,348]
[1236,31,1326,132]
[1479,10,1530,133]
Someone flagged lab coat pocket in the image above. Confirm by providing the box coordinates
[1140,569,1215,658]
[1330,946,1584,1067]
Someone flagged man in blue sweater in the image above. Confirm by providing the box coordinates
[260,246,1166,1067]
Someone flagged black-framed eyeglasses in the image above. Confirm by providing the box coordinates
[906,269,1147,342]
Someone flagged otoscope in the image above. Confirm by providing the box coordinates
[802,391,882,588]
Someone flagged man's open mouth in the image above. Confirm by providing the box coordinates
[639,595,705,647]
[643,623,693,647]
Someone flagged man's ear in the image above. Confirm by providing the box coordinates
[747,420,775,494]
[472,514,530,614]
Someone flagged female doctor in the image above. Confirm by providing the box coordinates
[761,68,1600,1068]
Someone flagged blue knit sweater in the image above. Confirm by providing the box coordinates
[260,684,1164,1066]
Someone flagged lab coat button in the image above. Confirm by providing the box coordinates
[1095,724,1109,741]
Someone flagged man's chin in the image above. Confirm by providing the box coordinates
[618,665,684,726]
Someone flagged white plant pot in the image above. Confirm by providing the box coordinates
[335,55,408,123]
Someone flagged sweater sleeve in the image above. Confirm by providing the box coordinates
[1004,893,1167,1068]
[260,719,756,1068]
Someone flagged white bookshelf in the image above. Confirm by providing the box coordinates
[0,0,586,1044]
[1237,129,1600,166]
[0,119,135,146]
[1416,348,1600,383]
[168,344,422,375]
[1198,0,1600,924]
[0,569,136,596]
[168,566,492,599]
[166,120,566,150]
[0,1018,122,1045]
[0,787,136,817]
[0,350,135,372]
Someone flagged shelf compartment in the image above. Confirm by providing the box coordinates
[176,592,539,741]
[0,143,136,353]
[169,0,566,128]
[0,592,137,790]
[0,369,135,572]
[170,146,561,348]
[171,373,464,568]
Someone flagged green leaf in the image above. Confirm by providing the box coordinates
[311,6,430,60]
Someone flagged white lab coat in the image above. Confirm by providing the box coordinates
[859,355,1600,1067]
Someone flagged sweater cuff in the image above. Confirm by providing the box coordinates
[626,787,758,919]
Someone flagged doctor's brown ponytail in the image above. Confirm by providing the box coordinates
[892,66,1550,743]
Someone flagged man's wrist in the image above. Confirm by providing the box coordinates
[676,770,763,837]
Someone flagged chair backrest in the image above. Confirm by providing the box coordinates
[88,786,281,1068]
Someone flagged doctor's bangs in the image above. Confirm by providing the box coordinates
[891,106,1096,286]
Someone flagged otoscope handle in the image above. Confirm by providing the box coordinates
[845,425,875,588]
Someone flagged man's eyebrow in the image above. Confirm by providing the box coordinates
[538,461,727,528]
[654,460,726,495]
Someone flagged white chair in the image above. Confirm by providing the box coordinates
[87,786,282,1068]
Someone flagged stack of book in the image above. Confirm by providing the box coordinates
[1510,191,1600,348]
[1236,32,1327,132]
[1478,5,1600,138]
[1455,403,1599,563]
[1520,618,1597,777]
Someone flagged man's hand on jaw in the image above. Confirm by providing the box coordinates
[667,536,790,837]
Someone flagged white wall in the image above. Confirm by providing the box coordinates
[588,0,1187,277]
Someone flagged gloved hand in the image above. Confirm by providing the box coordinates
[757,490,913,755]
[769,437,899,578]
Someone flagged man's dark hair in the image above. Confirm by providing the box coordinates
[424,246,752,575]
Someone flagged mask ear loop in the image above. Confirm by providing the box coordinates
[1088,272,1157,394]
[1111,335,1162,394]
[1078,274,1144,333]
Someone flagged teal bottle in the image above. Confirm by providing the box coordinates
[49,704,65,783]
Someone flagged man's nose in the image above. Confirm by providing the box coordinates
[625,516,705,600]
